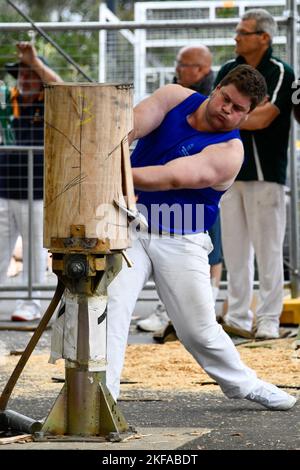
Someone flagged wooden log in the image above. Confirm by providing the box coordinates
[44,83,134,251]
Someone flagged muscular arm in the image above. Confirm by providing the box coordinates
[240,102,279,130]
[128,84,193,145]
[132,139,244,192]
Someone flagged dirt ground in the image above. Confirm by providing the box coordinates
[0,337,299,399]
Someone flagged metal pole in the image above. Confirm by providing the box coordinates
[99,4,107,82]
[286,0,300,297]
[0,409,42,433]
[27,149,33,300]
[0,18,289,32]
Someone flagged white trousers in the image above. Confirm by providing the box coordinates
[221,181,286,331]
[107,232,258,401]
[0,198,48,309]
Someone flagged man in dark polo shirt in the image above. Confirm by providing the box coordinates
[215,9,295,340]
[0,42,62,321]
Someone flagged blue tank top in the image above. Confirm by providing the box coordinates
[131,92,241,234]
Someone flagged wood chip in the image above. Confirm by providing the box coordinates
[0,434,33,445]
[188,429,211,437]
[122,433,152,442]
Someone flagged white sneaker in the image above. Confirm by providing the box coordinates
[11,302,41,322]
[137,303,169,332]
[245,380,297,410]
[255,322,279,340]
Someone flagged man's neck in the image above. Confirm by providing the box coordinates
[189,99,213,132]
[242,46,268,68]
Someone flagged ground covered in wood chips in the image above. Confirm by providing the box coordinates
[0,338,298,400]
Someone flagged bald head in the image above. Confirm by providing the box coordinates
[175,45,212,88]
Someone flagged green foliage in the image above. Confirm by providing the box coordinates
[0,1,103,81]
[5,0,101,21]
[216,7,239,19]
[0,4,30,80]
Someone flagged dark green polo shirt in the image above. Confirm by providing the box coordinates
[215,47,295,185]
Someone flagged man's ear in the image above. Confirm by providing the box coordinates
[261,32,271,46]
[210,85,219,96]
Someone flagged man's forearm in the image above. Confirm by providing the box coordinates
[132,166,176,191]
[31,58,63,84]
[132,139,243,192]
[240,102,279,130]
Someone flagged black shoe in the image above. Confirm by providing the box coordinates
[221,321,254,339]
[152,321,178,343]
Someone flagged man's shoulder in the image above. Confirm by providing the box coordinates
[218,59,237,73]
[214,60,237,85]
[191,71,215,95]
[161,83,194,98]
[155,84,196,112]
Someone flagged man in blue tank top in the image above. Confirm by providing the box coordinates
[107,65,297,411]
[137,44,223,335]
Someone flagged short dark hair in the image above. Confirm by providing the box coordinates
[219,65,267,111]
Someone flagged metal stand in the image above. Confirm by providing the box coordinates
[0,225,134,442]
[39,225,133,441]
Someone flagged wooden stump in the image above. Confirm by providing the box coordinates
[44,83,135,251]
